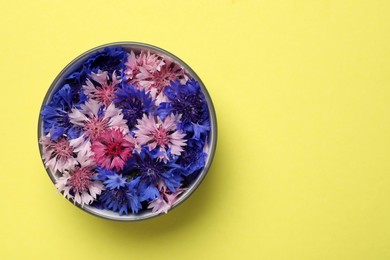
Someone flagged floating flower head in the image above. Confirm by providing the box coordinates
[41,84,84,140]
[104,174,127,190]
[40,134,78,173]
[98,175,142,215]
[133,149,165,184]
[124,50,165,82]
[176,138,208,177]
[64,47,127,93]
[158,79,210,138]
[55,155,103,207]
[134,114,186,162]
[148,180,184,214]
[83,47,127,75]
[114,83,154,129]
[125,53,188,105]
[83,70,121,107]
[68,99,128,155]
[127,149,183,192]
[91,128,135,171]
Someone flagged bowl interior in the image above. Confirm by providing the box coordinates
[38,42,217,221]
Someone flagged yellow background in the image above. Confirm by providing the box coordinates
[1,0,390,259]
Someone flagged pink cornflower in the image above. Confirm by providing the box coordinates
[68,99,129,155]
[142,58,188,104]
[83,70,121,107]
[125,53,188,105]
[148,181,184,214]
[134,114,186,163]
[91,128,135,171]
[55,154,103,206]
[40,134,77,173]
[124,51,165,83]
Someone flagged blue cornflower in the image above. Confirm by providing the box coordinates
[176,138,208,176]
[137,181,160,201]
[113,84,154,129]
[95,167,116,181]
[126,149,183,193]
[83,47,127,76]
[104,174,127,190]
[63,47,127,90]
[41,84,83,140]
[65,70,84,88]
[134,149,166,184]
[98,176,142,215]
[157,79,210,138]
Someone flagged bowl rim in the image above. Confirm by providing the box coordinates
[37,41,218,221]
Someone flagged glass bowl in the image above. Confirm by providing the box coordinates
[37,42,217,221]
